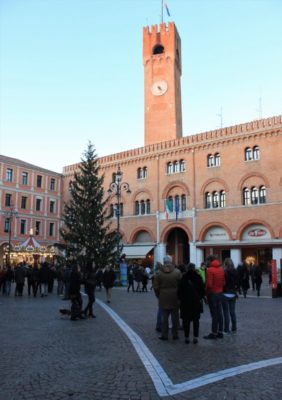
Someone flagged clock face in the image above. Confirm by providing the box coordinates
[151,80,168,96]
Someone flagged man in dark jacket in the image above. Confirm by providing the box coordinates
[153,255,181,341]
[102,265,116,303]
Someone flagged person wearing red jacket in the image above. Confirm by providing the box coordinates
[204,258,225,340]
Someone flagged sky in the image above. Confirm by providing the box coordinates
[0,0,281,173]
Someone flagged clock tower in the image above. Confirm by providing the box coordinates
[143,22,183,146]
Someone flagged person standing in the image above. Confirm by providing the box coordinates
[102,265,116,303]
[31,263,40,297]
[222,258,238,334]
[204,258,225,340]
[83,263,96,318]
[14,263,26,296]
[197,262,207,284]
[127,264,135,292]
[240,262,250,298]
[153,255,182,341]
[39,262,50,297]
[254,264,263,296]
[69,263,84,320]
[178,263,205,344]
[3,265,13,296]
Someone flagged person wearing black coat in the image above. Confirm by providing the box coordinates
[222,258,238,333]
[178,263,205,344]
[83,264,96,318]
[102,265,116,303]
[69,264,84,320]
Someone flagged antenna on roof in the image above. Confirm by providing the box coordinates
[216,107,223,129]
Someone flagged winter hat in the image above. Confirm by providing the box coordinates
[163,255,172,264]
[210,260,221,268]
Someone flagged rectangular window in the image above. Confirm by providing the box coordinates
[49,200,55,213]
[35,221,41,235]
[49,222,54,237]
[22,172,28,185]
[50,178,55,190]
[36,198,42,211]
[6,168,13,182]
[37,175,42,188]
[5,193,12,207]
[20,220,26,235]
[21,196,27,209]
[4,218,10,233]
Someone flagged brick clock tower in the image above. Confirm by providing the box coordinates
[143,22,183,146]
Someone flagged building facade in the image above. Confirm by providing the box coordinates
[0,156,62,265]
[63,22,282,270]
[1,22,282,272]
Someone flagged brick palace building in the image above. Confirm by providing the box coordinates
[1,22,282,271]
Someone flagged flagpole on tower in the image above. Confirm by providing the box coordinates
[161,0,164,24]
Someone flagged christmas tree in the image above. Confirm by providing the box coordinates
[61,142,119,270]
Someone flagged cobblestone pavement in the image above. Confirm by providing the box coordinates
[0,278,282,400]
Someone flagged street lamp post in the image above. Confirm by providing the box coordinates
[108,166,131,266]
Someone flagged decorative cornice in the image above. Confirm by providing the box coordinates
[62,116,282,175]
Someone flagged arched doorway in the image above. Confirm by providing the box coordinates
[166,228,189,265]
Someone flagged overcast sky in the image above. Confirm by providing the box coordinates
[1,0,281,173]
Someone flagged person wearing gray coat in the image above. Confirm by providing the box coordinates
[153,256,182,340]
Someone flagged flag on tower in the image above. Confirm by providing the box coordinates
[164,1,171,17]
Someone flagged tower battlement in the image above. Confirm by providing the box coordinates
[143,22,180,63]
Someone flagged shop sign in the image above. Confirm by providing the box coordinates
[248,229,267,237]
[205,227,228,242]
[242,224,270,240]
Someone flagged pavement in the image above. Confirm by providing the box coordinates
[0,277,282,400]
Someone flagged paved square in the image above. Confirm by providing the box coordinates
[1,280,282,399]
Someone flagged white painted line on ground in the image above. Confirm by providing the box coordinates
[96,298,282,397]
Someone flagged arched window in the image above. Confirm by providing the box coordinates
[243,188,250,205]
[205,192,212,208]
[175,195,180,211]
[135,201,139,215]
[146,199,150,214]
[207,154,214,167]
[143,166,148,178]
[251,187,258,205]
[245,147,253,161]
[167,162,173,174]
[173,161,179,173]
[140,200,145,215]
[109,204,114,217]
[181,194,186,211]
[253,146,260,160]
[259,185,266,204]
[214,153,221,167]
[212,191,219,208]
[137,168,142,179]
[112,172,117,183]
[153,44,164,55]
[115,203,123,217]
[179,159,185,172]
[220,190,226,208]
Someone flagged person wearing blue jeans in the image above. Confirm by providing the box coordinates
[222,258,238,333]
[222,295,237,332]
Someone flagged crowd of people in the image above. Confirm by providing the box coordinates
[152,256,266,344]
[0,256,266,333]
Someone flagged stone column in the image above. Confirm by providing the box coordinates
[231,248,242,267]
